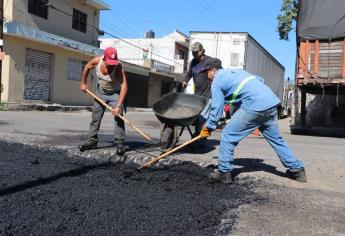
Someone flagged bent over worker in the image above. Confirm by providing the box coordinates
[79,47,128,155]
[199,58,306,184]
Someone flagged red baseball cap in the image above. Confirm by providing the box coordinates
[103,47,119,65]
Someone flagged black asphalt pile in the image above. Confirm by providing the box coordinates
[0,141,263,236]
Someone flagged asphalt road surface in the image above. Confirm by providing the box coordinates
[0,141,262,235]
[1,110,345,235]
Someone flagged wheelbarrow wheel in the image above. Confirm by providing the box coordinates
[159,124,178,151]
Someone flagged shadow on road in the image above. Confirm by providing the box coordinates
[232,158,287,178]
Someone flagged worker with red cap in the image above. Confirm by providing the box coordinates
[79,47,128,155]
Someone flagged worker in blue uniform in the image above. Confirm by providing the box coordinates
[199,58,306,184]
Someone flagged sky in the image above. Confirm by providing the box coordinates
[100,0,296,81]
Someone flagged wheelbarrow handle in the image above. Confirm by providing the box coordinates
[138,135,202,170]
[85,89,154,143]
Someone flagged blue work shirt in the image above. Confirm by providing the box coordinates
[206,69,281,130]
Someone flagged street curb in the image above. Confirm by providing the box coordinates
[2,103,153,113]
[4,103,93,112]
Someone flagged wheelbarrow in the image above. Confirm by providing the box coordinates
[153,92,209,150]
[138,92,209,169]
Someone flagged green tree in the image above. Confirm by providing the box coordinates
[277,0,298,40]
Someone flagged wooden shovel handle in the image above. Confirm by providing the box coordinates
[85,89,154,143]
[139,135,202,169]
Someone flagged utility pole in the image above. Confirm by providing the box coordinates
[0,0,3,102]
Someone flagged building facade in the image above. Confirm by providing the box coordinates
[99,30,189,74]
[1,0,109,105]
[1,0,178,108]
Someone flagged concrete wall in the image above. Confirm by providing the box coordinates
[3,35,96,105]
[292,88,345,128]
[147,73,174,107]
[10,0,100,46]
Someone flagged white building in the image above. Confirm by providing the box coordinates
[189,31,285,101]
[99,30,189,74]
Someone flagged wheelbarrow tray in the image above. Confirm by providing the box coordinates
[153,93,209,127]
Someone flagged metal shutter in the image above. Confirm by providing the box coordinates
[24,48,53,101]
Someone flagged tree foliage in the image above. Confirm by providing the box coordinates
[277,0,298,40]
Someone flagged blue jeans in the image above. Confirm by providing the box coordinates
[218,106,304,172]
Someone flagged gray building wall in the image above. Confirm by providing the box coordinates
[147,73,175,107]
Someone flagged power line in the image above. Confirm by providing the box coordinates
[186,0,227,32]
[60,0,136,39]
[198,0,233,32]
[188,2,220,30]
[6,2,184,66]
[98,17,141,39]
[44,3,183,66]
[107,9,144,38]
[30,0,183,65]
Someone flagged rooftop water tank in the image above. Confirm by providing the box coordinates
[145,30,155,38]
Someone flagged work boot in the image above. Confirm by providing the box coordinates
[209,170,232,184]
[116,142,125,156]
[286,168,307,182]
[79,140,97,152]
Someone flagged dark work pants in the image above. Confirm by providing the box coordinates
[87,87,125,144]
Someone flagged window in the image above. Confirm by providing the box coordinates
[233,38,241,45]
[230,53,239,67]
[68,58,86,81]
[177,49,185,60]
[72,9,87,33]
[28,0,48,19]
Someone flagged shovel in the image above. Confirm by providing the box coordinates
[138,135,202,169]
[85,89,154,143]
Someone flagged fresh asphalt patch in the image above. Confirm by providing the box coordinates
[0,141,264,236]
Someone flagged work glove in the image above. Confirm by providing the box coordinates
[200,125,211,138]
